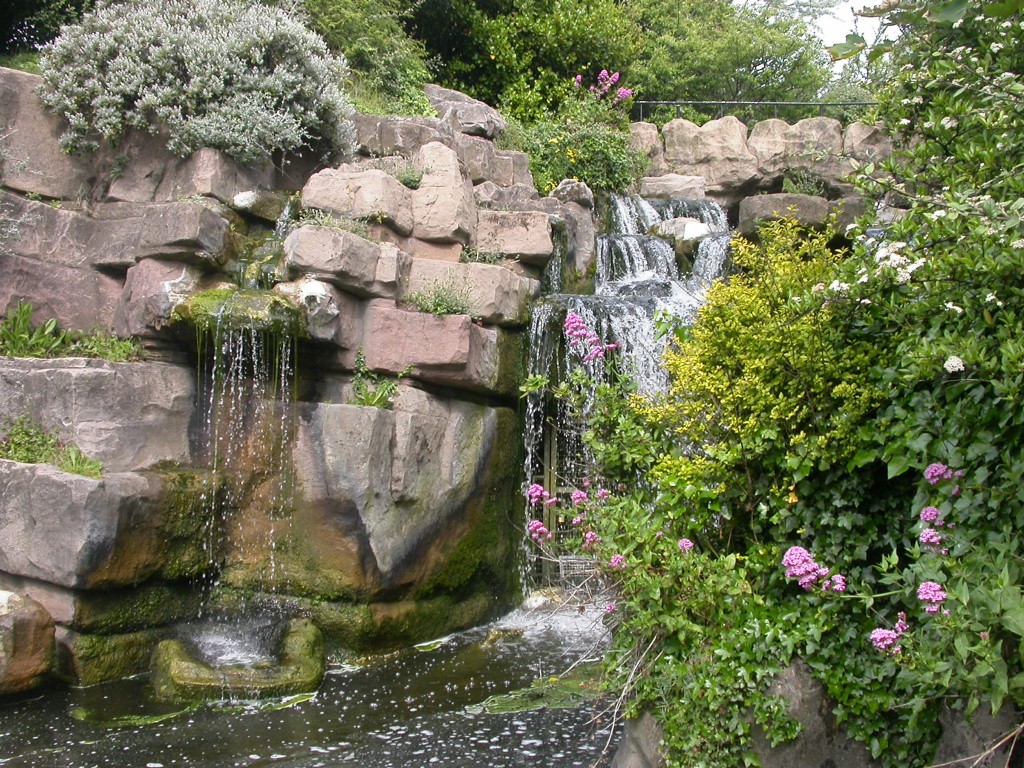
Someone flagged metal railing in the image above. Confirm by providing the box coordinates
[632,100,877,123]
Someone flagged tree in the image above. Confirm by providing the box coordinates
[1,0,92,53]
[626,0,831,112]
[406,0,640,119]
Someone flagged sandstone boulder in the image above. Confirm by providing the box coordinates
[114,258,218,338]
[639,174,706,200]
[301,167,413,237]
[0,462,169,588]
[0,358,193,471]
[0,253,123,333]
[272,277,362,348]
[491,150,534,188]
[229,189,293,223]
[476,210,554,266]
[0,67,92,200]
[403,259,539,327]
[108,141,276,205]
[549,179,595,210]
[284,225,406,299]
[355,115,455,159]
[650,217,713,248]
[474,181,541,208]
[748,117,846,186]
[843,122,893,165]
[456,135,496,185]
[425,84,507,140]
[0,591,55,694]
[662,116,761,206]
[738,193,831,238]
[629,122,668,177]
[411,142,477,244]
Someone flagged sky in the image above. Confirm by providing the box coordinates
[813,0,884,46]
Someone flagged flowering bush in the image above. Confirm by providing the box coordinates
[38,0,355,165]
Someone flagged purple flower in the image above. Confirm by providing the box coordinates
[609,554,626,569]
[573,74,582,88]
[870,628,902,653]
[527,483,550,505]
[919,506,941,523]
[825,574,847,592]
[605,603,617,613]
[571,489,589,506]
[919,528,944,547]
[924,463,954,485]
[678,538,694,553]
[917,581,948,613]
[596,488,610,501]
[527,519,552,542]
[582,531,601,550]
[894,612,909,635]
[571,514,585,526]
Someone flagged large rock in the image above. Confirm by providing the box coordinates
[284,225,378,293]
[639,174,706,200]
[0,194,228,271]
[629,122,668,177]
[476,210,554,266]
[403,259,539,327]
[411,142,477,244]
[748,117,846,187]
[662,116,761,207]
[276,389,517,595]
[0,252,123,333]
[301,167,413,237]
[0,462,170,588]
[843,122,893,165]
[0,67,93,200]
[354,115,454,159]
[0,358,193,471]
[114,258,214,338]
[425,84,507,140]
[107,139,276,205]
[738,193,831,238]
[273,277,362,348]
[357,301,515,395]
[0,591,55,694]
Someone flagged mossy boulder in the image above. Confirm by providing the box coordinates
[151,618,324,702]
[172,287,305,336]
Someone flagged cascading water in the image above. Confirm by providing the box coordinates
[524,194,731,582]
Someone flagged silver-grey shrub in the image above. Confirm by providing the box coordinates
[38,0,355,165]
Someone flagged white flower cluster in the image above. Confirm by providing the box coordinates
[873,241,926,284]
[38,0,355,165]
[943,356,966,373]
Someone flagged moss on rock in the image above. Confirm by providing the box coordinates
[172,287,306,336]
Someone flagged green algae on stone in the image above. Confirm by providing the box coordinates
[59,628,168,686]
[151,618,325,702]
[156,469,227,581]
[172,288,306,337]
[469,663,604,714]
[68,582,204,634]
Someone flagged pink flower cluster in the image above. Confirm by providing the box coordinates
[870,612,909,654]
[564,312,619,362]
[609,554,626,569]
[583,530,602,550]
[571,489,589,505]
[917,581,948,614]
[678,538,694,553]
[527,519,552,542]
[782,546,846,592]
[527,483,558,507]
[924,463,963,486]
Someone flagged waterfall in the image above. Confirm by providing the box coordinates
[524,194,730,585]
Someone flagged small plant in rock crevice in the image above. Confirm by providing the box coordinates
[0,301,142,361]
[0,414,103,478]
[405,274,472,317]
[349,349,412,409]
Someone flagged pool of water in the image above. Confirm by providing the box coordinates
[0,599,619,768]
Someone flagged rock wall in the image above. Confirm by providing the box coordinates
[0,71,566,686]
[630,115,894,236]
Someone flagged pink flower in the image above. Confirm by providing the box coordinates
[919,506,941,523]
[924,463,954,485]
[609,554,626,569]
[571,490,589,506]
[870,628,902,653]
[825,574,847,592]
[527,483,550,505]
[596,488,610,501]
[605,603,617,613]
[582,531,601,550]
[917,581,948,613]
[894,612,909,634]
[919,528,944,548]
[573,74,583,88]
[782,546,843,593]
[571,514,585,526]
[678,538,694,552]
[527,519,552,542]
